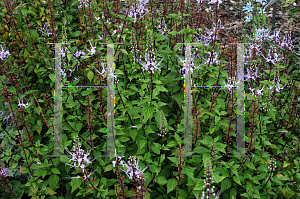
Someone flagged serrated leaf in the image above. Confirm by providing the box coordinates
[151,143,160,154]
[221,178,231,193]
[167,157,178,164]
[245,162,255,170]
[230,188,237,198]
[48,174,59,188]
[72,31,81,37]
[282,187,290,197]
[182,166,195,182]
[167,178,177,194]
[213,173,225,184]
[142,103,153,123]
[156,175,167,185]
[45,188,57,195]
[87,70,94,82]
[71,178,81,194]
[233,175,242,185]
[34,168,47,178]
[51,168,61,174]
[104,164,114,173]
[12,163,18,169]
[174,133,182,146]
[283,161,291,168]
[120,49,128,55]
[8,86,16,93]
[267,109,275,122]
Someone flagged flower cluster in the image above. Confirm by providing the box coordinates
[112,150,149,181]
[36,22,57,40]
[17,97,31,109]
[0,168,6,177]
[197,158,220,199]
[268,158,277,171]
[78,0,91,8]
[64,137,97,180]
[124,0,150,23]
[0,44,10,61]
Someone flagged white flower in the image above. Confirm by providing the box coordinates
[86,40,96,56]
[18,98,31,109]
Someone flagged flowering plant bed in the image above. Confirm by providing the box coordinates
[0,0,300,198]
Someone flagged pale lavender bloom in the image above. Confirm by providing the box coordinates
[244,66,263,81]
[140,49,164,73]
[37,23,55,38]
[37,162,41,165]
[18,98,31,109]
[155,22,172,35]
[64,140,98,175]
[113,148,149,181]
[125,0,149,23]
[249,85,265,98]
[261,46,284,64]
[85,40,96,56]
[0,45,10,61]
[59,45,72,58]
[78,0,90,8]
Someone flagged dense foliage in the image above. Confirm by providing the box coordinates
[0,0,299,198]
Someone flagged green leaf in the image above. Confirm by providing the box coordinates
[230,188,237,198]
[221,178,231,193]
[71,178,81,194]
[282,187,290,197]
[120,49,128,55]
[104,164,114,173]
[262,11,266,24]
[72,31,81,37]
[8,86,16,93]
[174,133,182,146]
[138,136,146,149]
[174,43,183,52]
[182,166,195,182]
[213,173,225,184]
[167,157,178,164]
[130,129,138,142]
[142,103,153,123]
[48,174,59,188]
[151,143,160,154]
[267,109,276,122]
[245,162,256,170]
[34,168,47,178]
[155,175,167,185]
[216,142,226,153]
[167,178,177,194]
[87,70,94,82]
[233,175,242,186]
[67,53,73,62]
[51,168,61,175]
[12,163,18,169]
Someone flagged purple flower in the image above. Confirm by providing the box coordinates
[18,98,31,109]
[0,168,6,176]
[0,45,10,61]
[125,0,149,23]
[113,148,149,181]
